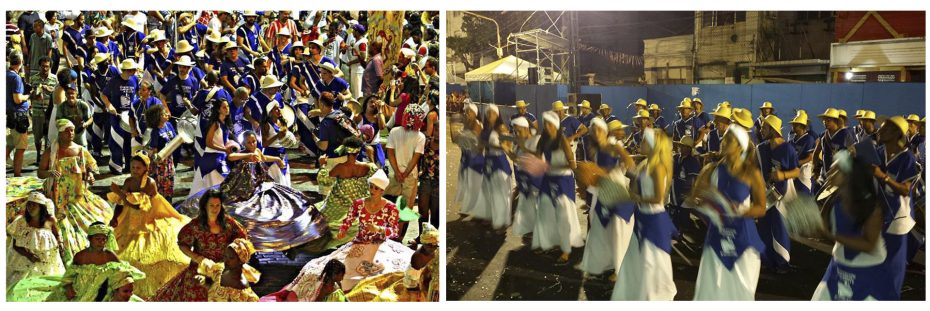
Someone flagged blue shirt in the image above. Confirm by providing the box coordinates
[7,70,29,112]
[62,26,86,54]
[245,91,281,122]
[104,75,139,112]
[560,116,582,140]
[820,128,856,175]
[877,148,919,230]
[149,119,177,150]
[269,43,292,79]
[510,112,537,130]
[758,140,799,194]
[92,64,120,100]
[671,116,704,141]
[192,86,233,122]
[312,77,350,110]
[318,112,343,157]
[132,96,162,131]
[182,23,209,53]
[673,153,702,204]
[159,73,199,117]
[791,132,817,160]
[580,113,596,127]
[236,23,262,53]
[220,55,251,88]
[117,30,146,60]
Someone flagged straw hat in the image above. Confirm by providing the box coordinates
[608,120,629,131]
[885,116,909,137]
[633,109,651,120]
[648,103,661,111]
[90,52,111,65]
[759,101,774,110]
[578,100,591,109]
[205,31,224,43]
[368,169,390,190]
[859,111,876,121]
[175,39,194,54]
[599,104,611,111]
[551,100,566,111]
[789,113,809,126]
[731,108,753,128]
[224,41,238,50]
[119,59,139,71]
[838,109,848,119]
[260,75,285,89]
[763,115,783,137]
[514,100,529,108]
[242,11,258,17]
[307,39,324,49]
[318,62,339,74]
[691,97,703,104]
[817,108,841,120]
[174,55,195,67]
[718,101,731,109]
[120,18,143,33]
[93,26,113,38]
[710,106,732,120]
[674,136,695,148]
[907,114,921,123]
[148,30,167,43]
[855,110,866,118]
[634,98,647,107]
[277,27,292,37]
[677,98,693,109]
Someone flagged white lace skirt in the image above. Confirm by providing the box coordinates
[532,193,585,254]
[694,247,761,300]
[472,170,513,229]
[611,235,676,301]
[512,192,538,237]
[579,213,634,276]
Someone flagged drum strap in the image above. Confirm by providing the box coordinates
[205,86,221,103]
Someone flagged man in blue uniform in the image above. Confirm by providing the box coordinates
[754,101,775,143]
[577,100,596,161]
[553,100,586,156]
[756,115,802,274]
[100,59,140,173]
[789,111,817,191]
[813,108,856,190]
[510,100,538,132]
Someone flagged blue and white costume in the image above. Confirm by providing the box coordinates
[812,201,891,300]
[188,119,230,198]
[532,142,585,254]
[512,134,541,237]
[875,147,919,299]
[580,146,635,276]
[472,129,514,229]
[458,106,485,216]
[263,119,292,187]
[612,161,676,300]
[790,132,817,190]
[694,163,765,300]
[756,140,808,272]
[103,73,139,173]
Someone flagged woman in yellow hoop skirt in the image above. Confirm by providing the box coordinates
[107,151,190,299]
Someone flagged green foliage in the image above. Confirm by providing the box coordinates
[447,15,497,72]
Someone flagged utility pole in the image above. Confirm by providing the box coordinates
[569,11,580,93]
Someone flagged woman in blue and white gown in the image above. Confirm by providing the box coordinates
[579,118,636,278]
[812,151,892,300]
[690,125,766,300]
[189,98,232,198]
[472,105,513,230]
[532,111,585,263]
[510,117,541,237]
[456,104,484,216]
[261,102,293,187]
[611,127,677,301]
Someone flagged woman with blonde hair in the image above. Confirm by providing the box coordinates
[689,125,766,300]
[611,127,677,300]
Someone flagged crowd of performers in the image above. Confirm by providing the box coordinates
[453,98,925,300]
[6,10,440,302]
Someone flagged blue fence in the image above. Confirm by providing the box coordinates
[466,83,925,134]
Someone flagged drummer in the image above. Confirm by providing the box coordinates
[698,103,732,163]
[788,111,816,191]
[597,104,619,123]
[130,81,163,149]
[159,55,200,119]
[648,104,666,132]
[510,100,538,132]
[100,58,141,173]
[812,108,856,191]
[855,110,878,143]
[219,41,251,94]
[627,109,653,155]
[906,114,924,154]
[756,115,805,274]
[670,98,703,142]
[670,135,701,233]
[754,101,775,143]
[553,100,586,156]
[246,75,285,133]
[577,100,596,161]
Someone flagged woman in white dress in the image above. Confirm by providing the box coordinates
[472,104,513,230]
[579,118,636,278]
[190,98,233,197]
[509,117,541,237]
[6,192,66,294]
[454,103,484,216]
[261,101,293,186]
[611,128,677,300]
[532,111,585,264]
[689,125,766,300]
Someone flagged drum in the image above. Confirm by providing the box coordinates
[177,110,198,138]
[118,111,134,132]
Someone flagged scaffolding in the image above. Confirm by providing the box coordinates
[507,11,574,86]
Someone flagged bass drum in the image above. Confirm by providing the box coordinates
[177,110,199,138]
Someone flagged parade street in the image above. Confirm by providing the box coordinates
[445,115,926,301]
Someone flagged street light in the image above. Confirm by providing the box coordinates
[463,11,503,58]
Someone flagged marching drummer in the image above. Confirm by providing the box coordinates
[698,103,732,163]
[755,101,775,143]
[552,100,587,156]
[812,108,856,191]
[626,109,653,155]
[100,58,141,173]
[577,100,596,161]
[788,111,816,191]
[855,110,878,143]
[907,114,924,154]
[510,100,538,132]
[648,104,666,132]
[756,115,806,274]
[670,135,701,233]
[670,98,704,142]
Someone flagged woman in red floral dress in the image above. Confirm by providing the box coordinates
[152,189,248,301]
[261,169,415,301]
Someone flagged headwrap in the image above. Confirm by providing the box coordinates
[402,102,426,131]
[56,119,75,132]
[335,143,362,155]
[26,191,54,216]
[132,150,151,169]
[87,222,119,252]
[358,124,376,144]
[420,223,439,245]
[542,111,560,129]
[643,127,656,150]
[590,117,608,133]
[511,117,529,129]
[369,169,390,190]
[465,103,478,115]
[229,238,255,263]
[724,124,751,161]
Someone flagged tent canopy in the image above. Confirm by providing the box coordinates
[464,55,561,82]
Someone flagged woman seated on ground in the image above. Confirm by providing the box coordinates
[177,130,327,253]
[102,263,147,302]
[195,238,261,302]
[107,151,191,299]
[6,192,66,300]
[152,189,248,302]
[262,169,415,302]
[346,223,441,302]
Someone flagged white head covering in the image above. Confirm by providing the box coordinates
[724,124,751,161]
[590,118,607,133]
[511,117,529,129]
[369,169,390,190]
[542,111,560,128]
[27,191,54,216]
[465,103,478,115]
[643,127,656,149]
[486,104,499,116]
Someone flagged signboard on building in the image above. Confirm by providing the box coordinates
[837,71,902,82]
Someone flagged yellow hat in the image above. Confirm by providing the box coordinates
[677,98,693,109]
[818,108,841,120]
[515,100,529,108]
[922,116,926,123]
[710,106,732,119]
[599,104,611,111]
[633,109,651,120]
[717,101,731,109]
[855,110,866,118]
[859,111,876,120]
[796,109,808,119]
[838,109,848,118]
[119,59,139,70]
[885,116,909,137]
[760,101,774,110]
[579,100,591,109]
[763,115,783,137]
[731,108,753,128]
[175,39,194,54]
[552,100,566,111]
[648,103,661,111]
[674,136,695,148]
[634,98,647,107]
[691,97,703,104]
[90,52,111,65]
[789,113,809,126]
[608,120,629,131]
[907,114,921,123]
